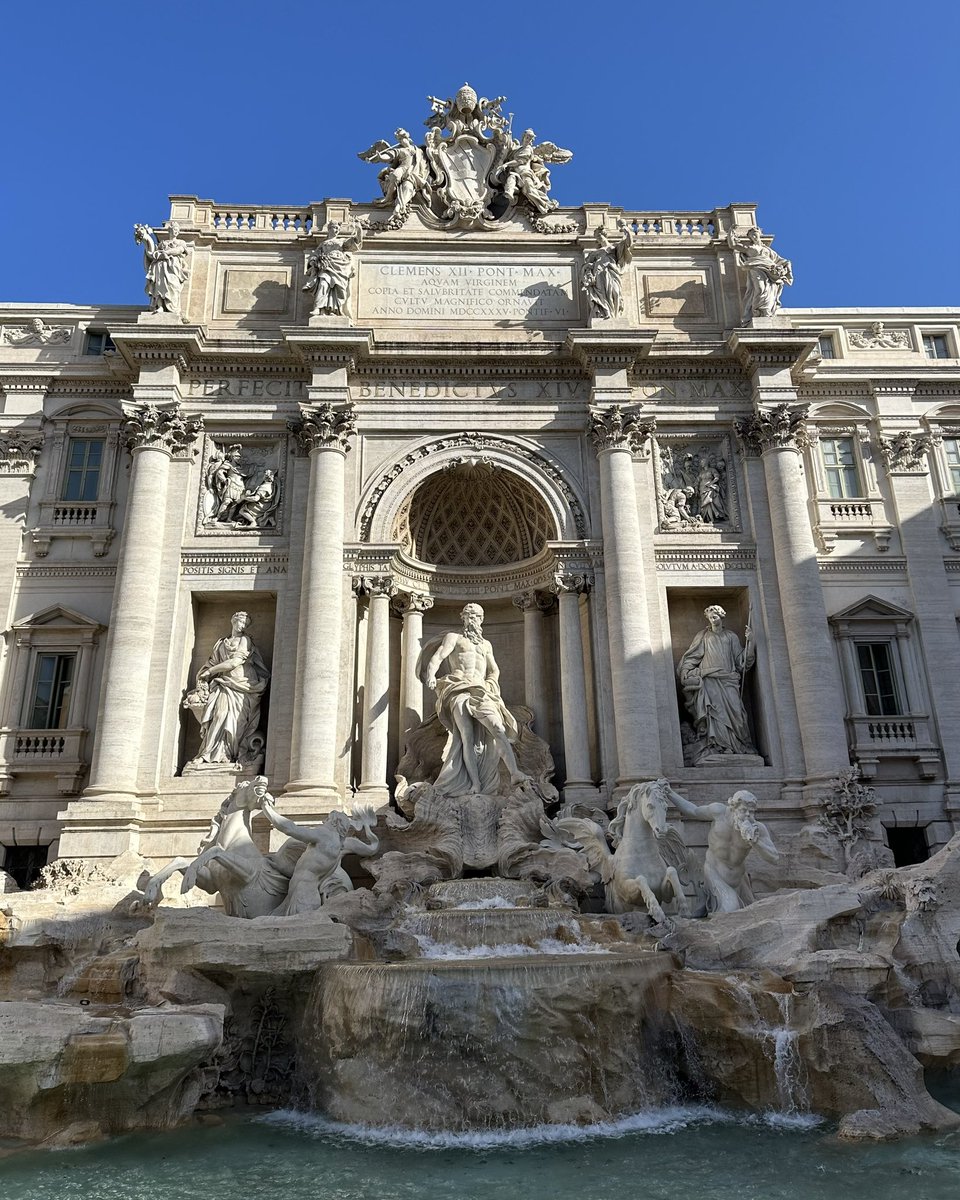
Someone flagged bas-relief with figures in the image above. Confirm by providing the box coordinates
[1,81,960,1150]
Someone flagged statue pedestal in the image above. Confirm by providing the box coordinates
[307,314,353,328]
[692,752,766,769]
[137,310,188,326]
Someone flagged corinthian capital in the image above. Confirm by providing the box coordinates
[878,429,932,474]
[0,429,43,475]
[122,403,204,457]
[289,402,356,454]
[589,405,656,453]
[734,403,810,455]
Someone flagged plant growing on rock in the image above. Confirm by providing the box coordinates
[817,764,878,868]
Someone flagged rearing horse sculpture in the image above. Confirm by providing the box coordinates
[136,776,295,917]
[556,779,691,924]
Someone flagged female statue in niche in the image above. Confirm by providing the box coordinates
[183,611,270,772]
[677,604,756,761]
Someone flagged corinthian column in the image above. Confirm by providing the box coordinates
[396,591,433,746]
[356,575,396,805]
[286,402,355,803]
[85,404,204,801]
[590,406,661,786]
[735,402,848,783]
[550,571,595,802]
[512,590,550,734]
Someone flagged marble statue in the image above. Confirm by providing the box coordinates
[678,605,756,760]
[233,470,280,528]
[493,128,573,217]
[183,611,270,772]
[422,603,527,797]
[302,220,363,316]
[556,780,691,924]
[259,796,379,914]
[726,226,793,322]
[581,222,633,319]
[137,776,292,916]
[665,787,778,912]
[134,222,190,318]
[358,128,431,217]
[358,84,573,231]
[2,317,72,346]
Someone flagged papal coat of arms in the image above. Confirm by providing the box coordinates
[358,83,573,232]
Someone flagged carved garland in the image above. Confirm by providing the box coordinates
[358,432,587,542]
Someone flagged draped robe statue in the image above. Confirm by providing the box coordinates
[678,605,756,759]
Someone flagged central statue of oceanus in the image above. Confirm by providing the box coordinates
[358,83,573,232]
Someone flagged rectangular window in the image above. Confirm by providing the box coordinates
[923,334,950,360]
[856,642,902,717]
[821,436,861,498]
[27,653,76,729]
[61,438,104,502]
[818,334,836,359]
[83,330,115,356]
[944,437,960,495]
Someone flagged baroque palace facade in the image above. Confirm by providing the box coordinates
[0,86,959,881]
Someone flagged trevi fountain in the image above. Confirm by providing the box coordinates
[2,84,960,1197]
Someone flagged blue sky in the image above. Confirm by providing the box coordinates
[2,0,957,309]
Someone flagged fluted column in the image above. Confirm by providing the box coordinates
[286,402,355,802]
[512,590,550,734]
[85,404,204,799]
[590,406,661,786]
[735,402,849,783]
[396,591,433,746]
[356,575,396,803]
[551,571,595,800]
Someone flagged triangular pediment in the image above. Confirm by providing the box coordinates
[830,595,914,623]
[12,604,103,631]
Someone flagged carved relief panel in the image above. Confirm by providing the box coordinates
[653,433,740,533]
[195,433,286,536]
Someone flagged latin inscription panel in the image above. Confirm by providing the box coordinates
[358,259,579,323]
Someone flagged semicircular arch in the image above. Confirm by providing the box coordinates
[358,433,588,546]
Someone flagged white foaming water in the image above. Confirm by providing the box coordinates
[452,896,515,910]
[260,1104,751,1149]
[412,932,611,959]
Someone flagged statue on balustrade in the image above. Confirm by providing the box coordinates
[726,225,792,323]
[678,605,756,762]
[665,787,779,912]
[134,221,190,319]
[582,222,633,319]
[302,220,363,316]
[422,602,528,797]
[359,127,432,217]
[183,611,270,772]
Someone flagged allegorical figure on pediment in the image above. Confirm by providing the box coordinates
[492,128,572,217]
[424,84,508,138]
[727,226,793,323]
[358,128,432,217]
[134,221,190,319]
[581,221,633,319]
[302,219,363,317]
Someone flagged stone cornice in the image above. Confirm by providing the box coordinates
[283,327,373,371]
[728,328,819,374]
[566,328,657,372]
[109,324,207,375]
